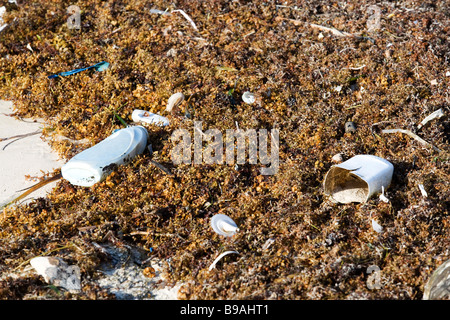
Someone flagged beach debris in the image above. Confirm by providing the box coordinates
[379,186,389,203]
[210,214,239,237]
[30,256,81,293]
[418,184,428,198]
[371,219,383,233]
[48,61,109,79]
[132,109,170,126]
[166,92,185,113]
[208,251,239,271]
[331,153,344,163]
[323,155,394,204]
[334,85,343,93]
[446,71,450,77]
[61,126,148,187]
[417,108,444,130]
[423,258,450,300]
[381,128,441,153]
[345,121,356,133]
[242,91,256,104]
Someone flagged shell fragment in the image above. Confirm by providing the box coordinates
[166,92,185,112]
[210,214,239,237]
[132,109,169,126]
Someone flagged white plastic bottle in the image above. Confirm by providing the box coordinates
[61,126,148,187]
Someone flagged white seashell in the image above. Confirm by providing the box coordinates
[242,91,256,104]
[210,214,239,237]
[166,92,185,112]
[132,109,169,126]
[208,251,239,271]
[30,256,81,293]
[371,219,383,233]
[331,153,344,163]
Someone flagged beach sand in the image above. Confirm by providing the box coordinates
[0,100,64,206]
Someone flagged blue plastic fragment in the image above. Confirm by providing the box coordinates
[48,61,109,79]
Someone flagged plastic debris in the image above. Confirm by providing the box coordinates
[242,91,256,104]
[30,256,81,293]
[132,109,170,126]
[166,92,185,112]
[208,251,239,271]
[417,108,444,129]
[379,186,389,203]
[323,155,394,203]
[61,126,148,187]
[48,61,109,79]
[423,258,450,300]
[210,214,239,237]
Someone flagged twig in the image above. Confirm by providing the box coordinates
[149,159,173,176]
[381,128,441,152]
[171,9,198,31]
[0,130,41,150]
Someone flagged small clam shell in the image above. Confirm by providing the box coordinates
[166,92,185,112]
[242,91,256,104]
[331,153,344,163]
[210,214,239,237]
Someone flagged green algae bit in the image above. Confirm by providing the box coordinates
[48,61,109,79]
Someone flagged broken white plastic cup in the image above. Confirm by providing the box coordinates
[323,155,394,203]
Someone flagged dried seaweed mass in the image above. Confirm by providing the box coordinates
[0,0,449,300]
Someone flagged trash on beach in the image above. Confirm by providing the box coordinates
[242,91,256,104]
[166,92,185,113]
[48,61,109,79]
[132,109,170,126]
[30,256,81,293]
[323,155,394,204]
[379,185,389,203]
[423,258,450,300]
[208,251,239,271]
[210,214,239,237]
[417,108,444,130]
[61,126,148,187]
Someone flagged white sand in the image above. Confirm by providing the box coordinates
[0,100,64,206]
